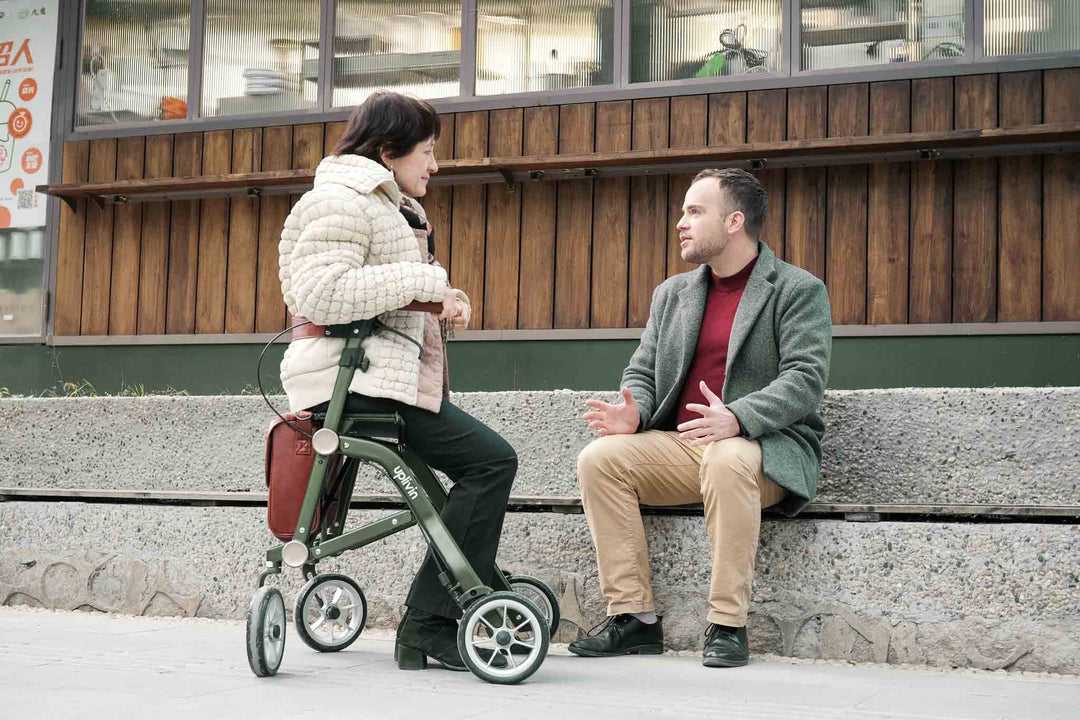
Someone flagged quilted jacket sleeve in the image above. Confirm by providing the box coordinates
[284,193,449,325]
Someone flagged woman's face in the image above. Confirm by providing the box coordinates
[384,136,438,197]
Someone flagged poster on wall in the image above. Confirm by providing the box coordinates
[0,0,59,230]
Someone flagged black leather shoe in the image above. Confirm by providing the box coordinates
[702,623,749,667]
[395,607,467,671]
[568,614,664,657]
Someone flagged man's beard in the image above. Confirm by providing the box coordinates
[682,236,724,265]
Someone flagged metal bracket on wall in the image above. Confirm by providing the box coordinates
[496,167,515,195]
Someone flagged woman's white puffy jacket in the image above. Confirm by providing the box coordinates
[278,154,450,412]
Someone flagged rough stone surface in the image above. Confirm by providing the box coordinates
[1,502,1077,674]
[2,388,1078,505]
[818,388,1080,505]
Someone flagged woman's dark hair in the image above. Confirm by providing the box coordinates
[331,91,441,164]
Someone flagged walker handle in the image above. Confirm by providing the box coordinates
[401,301,443,313]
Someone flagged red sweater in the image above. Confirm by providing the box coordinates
[674,256,757,429]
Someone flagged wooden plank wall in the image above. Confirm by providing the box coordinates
[53,68,1080,335]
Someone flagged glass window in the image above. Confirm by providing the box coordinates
[631,0,782,84]
[985,0,1080,56]
[0,227,45,336]
[800,0,965,71]
[333,0,462,106]
[475,0,615,96]
[77,0,191,127]
[201,0,320,118]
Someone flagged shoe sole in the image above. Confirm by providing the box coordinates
[568,644,664,658]
[431,660,469,672]
[702,656,749,668]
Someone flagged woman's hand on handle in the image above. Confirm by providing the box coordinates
[399,293,468,329]
[451,291,470,331]
[439,292,460,322]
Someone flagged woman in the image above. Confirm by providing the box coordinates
[278,91,517,671]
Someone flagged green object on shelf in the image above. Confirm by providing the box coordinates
[694,53,726,78]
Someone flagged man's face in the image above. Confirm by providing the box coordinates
[676,178,738,265]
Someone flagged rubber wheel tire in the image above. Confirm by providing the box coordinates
[246,586,286,677]
[294,573,367,653]
[457,591,549,685]
[506,574,561,634]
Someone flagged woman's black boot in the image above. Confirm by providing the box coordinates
[395,607,467,671]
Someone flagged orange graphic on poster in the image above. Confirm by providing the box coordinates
[0,206,11,229]
[10,178,24,194]
[8,107,31,138]
[18,78,37,102]
[0,39,33,68]
[21,147,42,173]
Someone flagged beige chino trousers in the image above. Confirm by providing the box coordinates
[577,431,786,627]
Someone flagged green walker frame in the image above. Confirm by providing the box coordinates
[246,317,557,684]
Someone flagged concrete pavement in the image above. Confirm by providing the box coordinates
[1,607,1077,720]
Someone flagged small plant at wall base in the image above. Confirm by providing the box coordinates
[10,381,193,398]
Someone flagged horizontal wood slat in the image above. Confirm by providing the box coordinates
[39,123,1080,203]
[48,72,1079,339]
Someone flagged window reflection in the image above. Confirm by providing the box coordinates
[77,0,191,126]
[476,0,614,96]
[0,227,45,336]
[985,0,1080,56]
[333,0,462,106]
[201,0,320,117]
[800,0,965,71]
[631,0,782,84]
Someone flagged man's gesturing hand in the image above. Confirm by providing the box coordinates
[583,388,640,437]
[677,381,741,446]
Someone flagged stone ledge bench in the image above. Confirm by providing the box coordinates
[1,389,1077,674]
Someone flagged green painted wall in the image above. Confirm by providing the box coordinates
[1,335,1078,397]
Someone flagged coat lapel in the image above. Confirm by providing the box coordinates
[676,265,712,379]
[726,242,777,378]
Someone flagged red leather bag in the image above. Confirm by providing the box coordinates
[265,411,325,542]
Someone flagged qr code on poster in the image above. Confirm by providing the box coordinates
[17,190,33,209]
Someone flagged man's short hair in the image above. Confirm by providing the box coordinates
[692,168,768,238]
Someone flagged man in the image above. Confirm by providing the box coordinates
[569,168,831,668]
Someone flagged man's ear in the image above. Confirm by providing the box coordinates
[729,210,746,234]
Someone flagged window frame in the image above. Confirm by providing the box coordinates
[63,0,1080,139]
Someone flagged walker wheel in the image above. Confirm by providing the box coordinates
[246,586,286,677]
[506,574,561,633]
[457,591,549,685]
[294,573,367,652]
